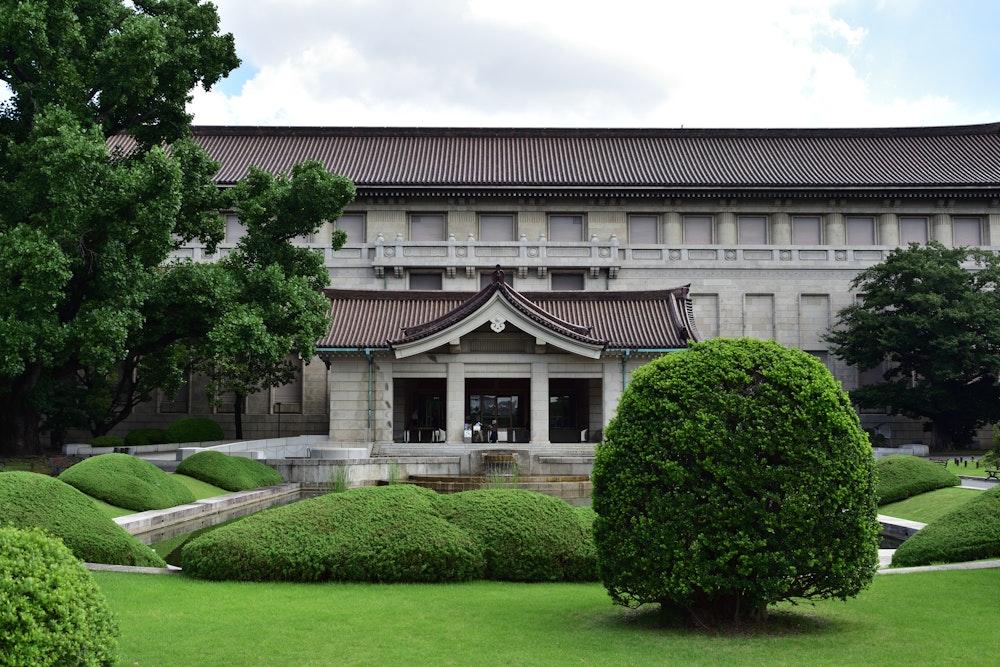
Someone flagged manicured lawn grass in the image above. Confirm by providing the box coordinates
[879,487,983,523]
[94,569,999,666]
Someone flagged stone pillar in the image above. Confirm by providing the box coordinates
[664,211,683,245]
[447,361,465,443]
[530,362,550,444]
[717,212,737,244]
[603,358,624,428]
[771,212,791,245]
[989,213,1000,246]
[879,213,898,247]
[933,214,953,245]
[825,213,845,245]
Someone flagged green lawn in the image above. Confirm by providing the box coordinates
[879,486,982,523]
[94,569,1000,666]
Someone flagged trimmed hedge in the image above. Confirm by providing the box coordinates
[58,453,196,512]
[124,428,167,447]
[0,526,120,666]
[182,484,485,582]
[0,472,166,567]
[175,450,283,492]
[440,489,594,582]
[892,485,1000,567]
[876,455,961,505]
[166,417,224,443]
[90,435,124,448]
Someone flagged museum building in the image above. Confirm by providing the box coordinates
[127,123,1000,449]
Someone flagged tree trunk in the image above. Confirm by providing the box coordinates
[0,402,43,456]
[233,392,244,440]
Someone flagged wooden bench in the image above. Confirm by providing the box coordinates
[985,468,1000,480]
[928,457,949,467]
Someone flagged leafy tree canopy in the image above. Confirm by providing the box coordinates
[825,242,1000,448]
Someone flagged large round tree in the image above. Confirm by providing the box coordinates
[592,338,879,626]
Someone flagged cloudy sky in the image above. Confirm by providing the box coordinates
[190,0,1000,129]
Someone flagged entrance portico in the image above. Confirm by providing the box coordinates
[317,269,701,448]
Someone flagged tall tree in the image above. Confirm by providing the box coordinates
[0,1,312,455]
[825,241,1000,448]
[195,162,353,438]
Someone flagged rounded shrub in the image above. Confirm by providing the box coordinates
[182,484,485,583]
[59,453,196,512]
[892,485,1000,567]
[875,454,961,505]
[90,435,124,448]
[165,417,224,443]
[592,338,880,624]
[175,450,283,492]
[0,526,120,666]
[124,428,167,447]
[0,472,165,567]
[440,489,596,582]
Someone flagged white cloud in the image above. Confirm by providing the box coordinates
[188,0,984,128]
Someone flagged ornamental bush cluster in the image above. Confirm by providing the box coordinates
[59,453,196,512]
[124,428,168,447]
[181,484,597,583]
[892,485,1000,567]
[875,454,961,505]
[165,417,224,443]
[592,338,880,624]
[0,472,165,567]
[0,526,120,667]
[175,450,283,492]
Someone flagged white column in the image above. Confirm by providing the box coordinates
[530,362,550,444]
[878,213,898,247]
[602,358,624,431]
[447,361,465,443]
[717,212,737,244]
[933,214,952,245]
[825,213,845,245]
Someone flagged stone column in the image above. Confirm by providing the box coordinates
[771,212,791,245]
[717,212,737,244]
[989,213,1000,246]
[825,213,846,245]
[664,211,683,245]
[602,358,624,430]
[933,214,952,245]
[878,213,898,247]
[447,361,465,443]
[530,362,550,444]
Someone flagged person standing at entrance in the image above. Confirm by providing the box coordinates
[488,421,498,443]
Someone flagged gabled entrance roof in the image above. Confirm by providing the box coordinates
[319,270,701,358]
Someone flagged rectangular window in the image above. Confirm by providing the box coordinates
[792,216,822,245]
[410,272,443,290]
[953,217,984,246]
[224,214,246,244]
[273,356,303,414]
[548,215,584,242]
[335,213,365,244]
[846,216,876,245]
[682,215,713,244]
[479,214,515,242]
[410,214,446,241]
[737,215,768,244]
[551,273,585,290]
[628,214,659,243]
[214,392,246,414]
[898,217,928,245]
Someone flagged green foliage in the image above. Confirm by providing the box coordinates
[568,505,600,582]
[826,242,1000,447]
[166,417,224,444]
[58,453,195,511]
[875,455,961,505]
[0,472,165,567]
[0,0,238,456]
[592,338,880,623]
[124,428,167,447]
[175,450,283,492]
[182,484,485,583]
[892,485,1000,567]
[440,489,594,582]
[90,435,124,448]
[0,526,120,666]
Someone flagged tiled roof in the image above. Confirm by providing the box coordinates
[181,124,1000,197]
[319,282,700,351]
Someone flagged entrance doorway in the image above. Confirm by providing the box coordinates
[395,378,446,443]
[466,379,529,443]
